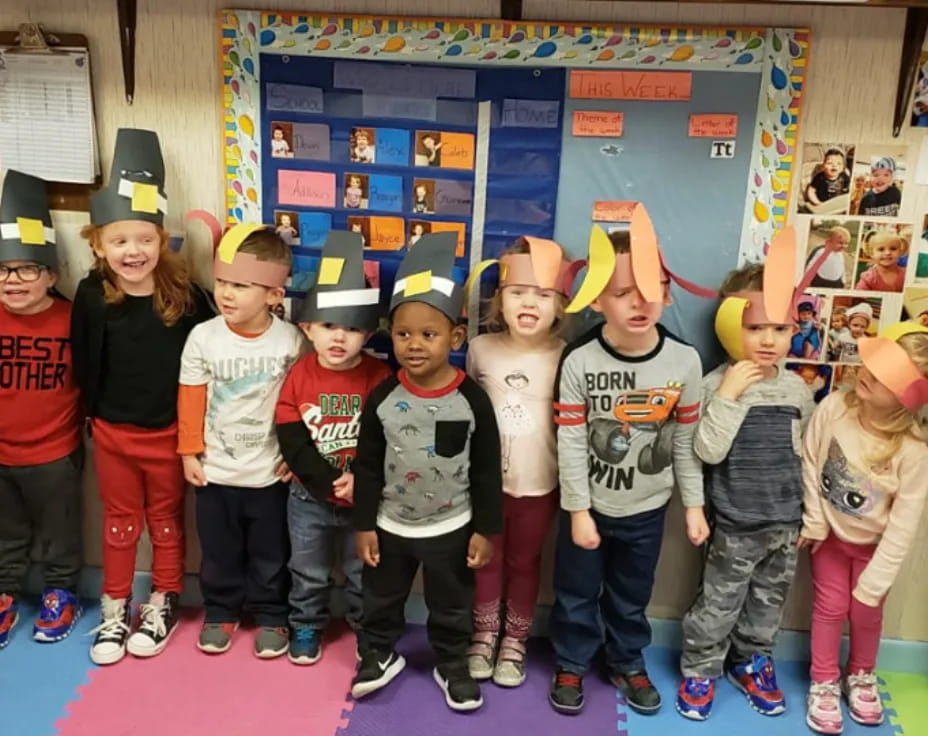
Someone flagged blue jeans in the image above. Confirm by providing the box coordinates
[287,484,362,631]
[550,504,667,675]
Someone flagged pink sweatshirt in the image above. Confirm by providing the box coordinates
[801,392,928,606]
[855,265,905,292]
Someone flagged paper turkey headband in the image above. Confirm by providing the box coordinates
[859,322,928,412]
[466,236,580,299]
[565,203,716,314]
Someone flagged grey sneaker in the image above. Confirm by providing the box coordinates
[197,622,238,654]
[466,630,497,680]
[493,636,527,687]
[255,626,288,659]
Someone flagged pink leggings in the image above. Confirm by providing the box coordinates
[809,534,884,683]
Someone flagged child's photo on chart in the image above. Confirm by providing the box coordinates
[797,142,854,215]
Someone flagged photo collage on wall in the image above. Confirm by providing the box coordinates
[790,141,921,401]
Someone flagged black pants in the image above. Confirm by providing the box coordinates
[0,447,84,594]
[196,482,290,627]
[362,525,474,664]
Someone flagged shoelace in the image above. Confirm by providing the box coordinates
[556,672,582,689]
[687,678,713,695]
[295,628,318,646]
[846,672,879,699]
[137,602,167,638]
[87,610,129,640]
[810,682,842,701]
[628,674,654,690]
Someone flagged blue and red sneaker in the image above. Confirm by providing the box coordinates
[727,654,786,716]
[33,588,82,643]
[676,677,716,720]
[0,594,19,648]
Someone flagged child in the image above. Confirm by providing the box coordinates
[275,232,391,664]
[800,323,928,734]
[832,303,873,364]
[351,131,375,164]
[465,237,568,687]
[855,231,906,292]
[344,175,364,210]
[178,225,304,658]
[72,129,214,664]
[676,261,815,721]
[271,126,292,158]
[550,213,708,716]
[409,222,426,247]
[827,309,850,362]
[349,220,368,249]
[0,170,83,647]
[790,300,822,359]
[351,232,503,711]
[421,134,442,166]
[805,149,850,208]
[858,157,902,217]
[412,184,431,214]
[275,214,298,245]
[807,226,851,290]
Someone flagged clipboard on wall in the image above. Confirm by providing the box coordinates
[0,23,100,210]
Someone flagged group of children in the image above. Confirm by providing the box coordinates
[1,128,927,735]
[804,148,902,218]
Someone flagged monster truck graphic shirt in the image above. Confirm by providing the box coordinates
[180,315,304,487]
[554,324,704,518]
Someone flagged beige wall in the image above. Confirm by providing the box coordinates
[3,0,926,640]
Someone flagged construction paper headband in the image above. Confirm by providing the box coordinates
[713,226,834,362]
[859,322,928,412]
[185,211,289,288]
[0,170,58,269]
[565,204,716,314]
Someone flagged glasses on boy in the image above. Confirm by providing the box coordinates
[0,264,48,282]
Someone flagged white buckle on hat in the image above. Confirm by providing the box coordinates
[316,288,380,309]
[0,221,56,244]
[392,275,456,297]
[117,178,168,214]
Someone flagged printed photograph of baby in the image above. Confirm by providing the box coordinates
[797,143,854,215]
[343,173,369,209]
[786,362,832,403]
[414,131,442,167]
[902,287,928,327]
[853,221,912,293]
[789,293,827,361]
[408,220,431,247]
[347,216,371,249]
[827,295,882,364]
[411,179,435,214]
[849,145,907,218]
[270,122,295,159]
[273,210,300,246]
[805,218,860,290]
[350,127,376,164]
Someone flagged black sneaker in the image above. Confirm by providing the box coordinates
[549,667,584,715]
[612,670,662,714]
[351,648,406,699]
[127,592,179,658]
[433,661,483,712]
[89,594,132,665]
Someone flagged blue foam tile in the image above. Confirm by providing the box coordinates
[2,599,98,736]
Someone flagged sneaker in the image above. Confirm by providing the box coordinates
[843,672,884,726]
[197,622,238,654]
[466,630,497,681]
[127,592,179,657]
[351,648,406,699]
[88,595,131,665]
[727,654,786,716]
[492,636,527,687]
[433,661,483,712]
[0,594,19,648]
[288,627,322,665]
[676,677,716,720]
[612,670,662,714]
[33,588,82,643]
[254,626,289,659]
[807,681,844,734]
[549,667,584,715]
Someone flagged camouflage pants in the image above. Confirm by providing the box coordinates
[680,525,798,678]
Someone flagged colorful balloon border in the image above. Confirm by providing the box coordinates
[220,11,809,264]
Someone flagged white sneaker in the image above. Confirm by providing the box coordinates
[88,595,131,665]
[127,592,179,658]
[843,672,884,726]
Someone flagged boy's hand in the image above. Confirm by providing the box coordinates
[467,533,493,569]
[797,534,824,554]
[718,361,764,401]
[333,472,354,502]
[570,510,601,550]
[182,455,207,487]
[275,461,293,483]
[685,506,710,546]
[357,531,380,567]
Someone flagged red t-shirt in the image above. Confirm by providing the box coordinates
[0,298,82,465]
[275,352,392,505]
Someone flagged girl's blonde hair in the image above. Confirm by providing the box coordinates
[828,225,851,242]
[863,230,908,258]
[845,332,928,463]
[482,238,567,336]
[81,223,194,327]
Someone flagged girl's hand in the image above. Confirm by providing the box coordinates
[467,533,493,569]
[685,506,710,546]
[333,472,354,502]
[797,534,823,554]
[182,455,207,487]
[275,461,293,483]
[357,531,380,567]
[570,510,601,550]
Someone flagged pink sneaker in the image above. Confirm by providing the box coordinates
[843,672,884,726]
[806,681,844,734]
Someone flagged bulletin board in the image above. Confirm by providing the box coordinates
[220,11,810,361]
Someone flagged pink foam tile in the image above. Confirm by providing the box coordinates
[57,613,357,736]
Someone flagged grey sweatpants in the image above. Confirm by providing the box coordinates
[0,447,84,594]
[680,525,798,678]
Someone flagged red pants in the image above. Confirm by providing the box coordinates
[810,534,883,682]
[473,492,558,640]
[92,419,186,598]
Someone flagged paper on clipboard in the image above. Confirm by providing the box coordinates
[0,46,98,183]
